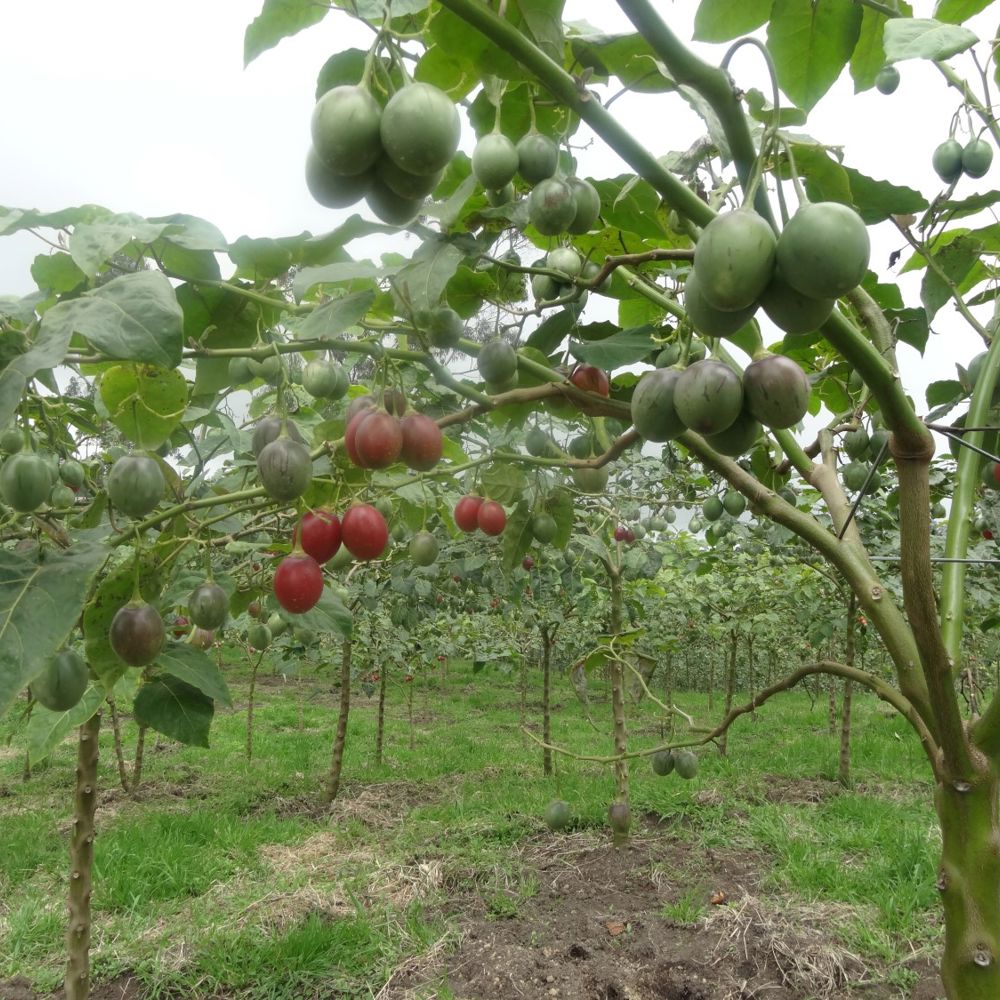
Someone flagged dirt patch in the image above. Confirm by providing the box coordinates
[384,830,944,1000]
[0,975,145,1000]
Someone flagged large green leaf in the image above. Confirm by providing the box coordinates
[134,675,213,747]
[158,643,233,707]
[883,17,977,61]
[98,363,188,450]
[921,234,984,320]
[767,0,863,112]
[934,0,992,23]
[297,588,353,639]
[502,501,534,572]
[296,290,376,341]
[0,313,78,431]
[27,682,105,765]
[31,253,86,294]
[520,0,565,62]
[392,238,466,314]
[69,217,172,277]
[42,270,184,368]
[0,541,109,718]
[693,0,771,42]
[244,0,330,66]
[481,463,528,505]
[569,326,656,369]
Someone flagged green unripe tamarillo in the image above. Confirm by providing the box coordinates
[630,368,685,442]
[379,82,461,176]
[1,453,52,513]
[107,454,165,519]
[932,139,964,184]
[305,147,372,209]
[30,649,89,712]
[517,132,559,184]
[673,360,744,436]
[477,339,518,384]
[528,177,577,236]
[962,138,993,180]
[472,133,519,190]
[310,85,383,176]
[375,157,444,200]
[775,202,870,301]
[874,64,900,95]
[684,270,759,340]
[693,208,776,312]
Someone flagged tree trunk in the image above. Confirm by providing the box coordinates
[245,652,262,761]
[541,625,552,776]
[64,710,101,1000]
[707,656,715,711]
[106,695,130,794]
[129,726,146,797]
[839,593,858,788]
[828,676,838,736]
[323,637,352,803]
[519,651,528,725]
[936,777,1000,998]
[719,630,738,756]
[747,634,756,716]
[375,661,387,767]
[664,652,675,739]
[609,569,629,844]
[407,672,415,750]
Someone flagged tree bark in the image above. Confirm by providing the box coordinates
[245,652,261,761]
[323,637,352,803]
[375,661,387,767]
[839,594,858,787]
[129,725,146,797]
[609,568,629,844]
[828,676,838,736]
[664,652,675,739]
[106,695,130,794]
[719,629,737,756]
[541,625,552,776]
[64,711,101,1000]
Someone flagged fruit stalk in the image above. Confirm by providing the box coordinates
[324,637,353,803]
[65,710,101,1000]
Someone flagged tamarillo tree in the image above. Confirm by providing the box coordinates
[3,1,1000,996]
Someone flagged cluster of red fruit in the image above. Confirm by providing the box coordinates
[344,395,443,471]
[614,525,636,544]
[453,494,507,535]
[271,504,390,614]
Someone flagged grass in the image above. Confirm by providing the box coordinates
[0,654,944,997]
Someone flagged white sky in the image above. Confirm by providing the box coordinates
[0,1,991,422]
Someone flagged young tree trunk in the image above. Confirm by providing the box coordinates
[245,652,262,761]
[664,652,675,739]
[406,673,415,750]
[719,630,738,756]
[519,651,528,725]
[609,569,629,844]
[828,676,838,736]
[838,593,858,787]
[323,636,352,803]
[707,656,715,711]
[130,725,146,797]
[375,662,387,767]
[541,625,552,776]
[106,695,130,794]
[65,710,101,1000]
[747,634,756,716]
[937,778,1000,999]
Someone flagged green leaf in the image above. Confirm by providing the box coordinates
[694,0,771,41]
[849,5,890,91]
[934,0,992,23]
[481,463,528,505]
[43,270,184,368]
[296,290,376,340]
[293,263,385,300]
[27,682,105,765]
[569,326,656,370]
[414,45,478,99]
[98,363,188,450]
[527,309,578,355]
[886,307,930,353]
[921,235,984,320]
[297,588,353,639]
[544,487,575,549]
[926,379,965,407]
[745,89,808,127]
[391,237,466,314]
[158,643,233,707]
[134,675,213,747]
[0,311,79,430]
[244,0,329,66]
[502,501,534,572]
[519,0,565,62]
[767,0,863,112]
[31,253,86,293]
[575,533,610,565]
[883,17,978,61]
[0,541,109,718]
[69,217,172,277]
[844,165,928,224]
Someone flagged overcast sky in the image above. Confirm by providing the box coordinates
[0,1,991,418]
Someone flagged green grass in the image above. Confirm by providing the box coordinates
[0,656,944,997]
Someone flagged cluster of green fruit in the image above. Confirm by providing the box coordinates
[471,129,600,236]
[305,81,460,226]
[932,135,993,184]
[246,599,318,653]
[840,423,891,495]
[0,430,88,514]
[630,353,810,458]
[685,201,870,343]
[530,245,608,307]
[651,748,699,779]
